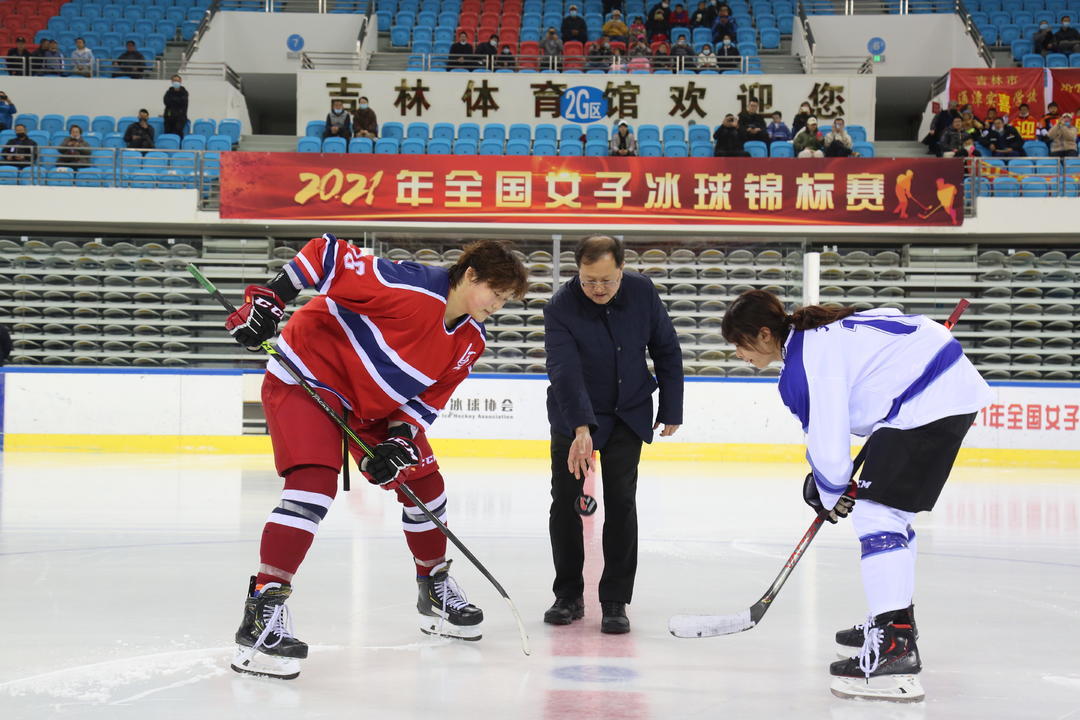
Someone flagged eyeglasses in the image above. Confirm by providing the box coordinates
[580,278,621,288]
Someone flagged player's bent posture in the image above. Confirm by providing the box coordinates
[722,290,992,702]
[224,234,527,679]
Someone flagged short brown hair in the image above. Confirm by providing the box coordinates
[574,234,624,267]
[447,240,528,298]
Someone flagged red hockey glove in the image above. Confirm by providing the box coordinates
[225,285,286,350]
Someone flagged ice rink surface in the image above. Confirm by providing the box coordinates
[1,451,1078,720]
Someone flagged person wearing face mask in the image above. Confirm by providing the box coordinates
[540,27,564,70]
[562,5,588,43]
[602,10,629,42]
[70,37,94,77]
[1033,20,1054,53]
[670,3,690,27]
[2,123,37,166]
[163,74,189,138]
[352,96,378,139]
[5,37,32,76]
[0,90,15,132]
[710,5,738,45]
[1047,113,1078,157]
[671,34,695,68]
[124,109,156,150]
[1055,15,1080,54]
[449,31,474,69]
[792,101,813,136]
[322,99,352,141]
[59,124,91,169]
[716,33,739,68]
[646,0,671,42]
[476,33,498,68]
[696,42,717,70]
[495,43,517,70]
[588,35,614,70]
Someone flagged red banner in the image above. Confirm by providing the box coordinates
[1050,68,1080,113]
[949,68,1046,119]
[220,154,964,226]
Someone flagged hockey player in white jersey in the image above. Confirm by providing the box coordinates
[721,290,993,702]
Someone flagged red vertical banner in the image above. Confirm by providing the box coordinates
[1050,69,1080,113]
[950,68,1046,118]
[220,154,964,226]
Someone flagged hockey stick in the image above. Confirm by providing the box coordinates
[669,299,970,639]
[188,264,532,657]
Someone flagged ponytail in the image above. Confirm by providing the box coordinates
[721,289,857,348]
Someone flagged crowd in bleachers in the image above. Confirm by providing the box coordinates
[387,0,792,73]
[970,0,1080,66]
[927,98,1079,157]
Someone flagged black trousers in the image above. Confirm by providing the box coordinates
[549,420,642,604]
[164,115,186,138]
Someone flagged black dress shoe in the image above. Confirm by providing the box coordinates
[600,601,630,634]
[544,597,585,625]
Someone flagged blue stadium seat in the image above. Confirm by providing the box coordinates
[453,139,478,154]
[506,139,531,155]
[18,166,35,186]
[690,143,712,156]
[47,166,76,187]
[306,120,325,137]
[509,123,532,142]
[382,122,404,140]
[1071,53,1080,67]
[75,168,102,187]
[401,138,425,153]
[1011,37,1034,60]
[323,137,346,153]
[1046,52,1068,67]
[847,125,867,143]
[688,125,711,145]
[585,125,608,144]
[999,23,1022,44]
[181,135,207,150]
[348,137,374,153]
[760,27,781,48]
[560,124,583,144]
[1022,52,1044,66]
[103,132,125,149]
[459,123,480,142]
[532,140,557,155]
[534,124,557,143]
[66,115,91,133]
[483,123,507,144]
[207,135,232,151]
[375,138,400,153]
[427,138,452,154]
[157,133,181,149]
[298,136,321,152]
[218,119,241,144]
[480,140,504,155]
[664,141,689,157]
[640,141,662,156]
[585,142,607,156]
[1020,175,1053,196]
[406,122,430,140]
[391,25,412,46]
[1023,140,1050,155]
[432,122,456,140]
[662,124,685,145]
[853,141,874,157]
[14,114,39,131]
[637,125,660,144]
[28,130,49,147]
[744,140,768,157]
[558,142,582,156]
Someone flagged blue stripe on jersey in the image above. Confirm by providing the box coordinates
[335,304,432,401]
[287,259,313,289]
[280,498,329,521]
[859,531,909,559]
[882,338,964,422]
[375,258,450,299]
[405,398,439,427]
[402,498,447,524]
[778,330,810,431]
[906,525,915,542]
[271,506,322,525]
[807,452,850,494]
[318,235,337,292]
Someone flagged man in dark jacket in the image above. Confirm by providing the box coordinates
[2,123,37,166]
[5,37,32,76]
[115,40,147,78]
[449,32,474,69]
[561,4,588,43]
[926,99,960,155]
[738,97,769,146]
[980,117,1024,156]
[713,113,748,156]
[543,235,683,635]
[322,99,352,141]
[124,109,155,149]
[1054,15,1080,54]
[163,74,188,138]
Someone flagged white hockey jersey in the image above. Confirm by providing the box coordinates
[777,308,993,510]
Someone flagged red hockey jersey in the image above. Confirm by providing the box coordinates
[270,234,485,432]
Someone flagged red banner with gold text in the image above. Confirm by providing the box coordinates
[949,68,1046,119]
[1050,68,1080,113]
[220,154,964,226]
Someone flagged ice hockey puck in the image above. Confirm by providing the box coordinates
[575,494,598,516]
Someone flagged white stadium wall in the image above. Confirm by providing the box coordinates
[0,76,251,133]
[4,370,1079,460]
[295,71,878,139]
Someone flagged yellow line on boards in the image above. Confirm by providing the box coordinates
[5,434,1080,469]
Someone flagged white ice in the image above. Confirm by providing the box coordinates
[1,452,1078,720]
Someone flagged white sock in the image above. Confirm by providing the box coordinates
[851,500,917,618]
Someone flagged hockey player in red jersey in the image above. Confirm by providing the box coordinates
[224,235,527,679]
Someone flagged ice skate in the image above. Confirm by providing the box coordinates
[231,576,308,680]
[417,560,484,641]
[835,603,917,657]
[830,609,924,703]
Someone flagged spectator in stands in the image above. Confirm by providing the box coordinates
[0,91,15,132]
[322,99,352,141]
[981,117,1024,156]
[115,40,147,78]
[767,111,791,142]
[124,109,156,150]
[713,114,748,156]
[40,39,63,76]
[925,99,959,155]
[603,0,623,16]
[495,43,517,70]
[1055,16,1080,54]
[588,36,614,69]
[670,3,690,28]
[671,34,695,67]
[477,34,498,68]
[541,27,564,69]
[58,124,91,169]
[738,98,768,146]
[651,40,672,70]
[610,46,627,72]
[562,5,589,43]
[696,42,717,70]
[450,32,474,69]
[794,117,825,157]
[629,16,648,40]
[1048,113,1078,157]
[959,109,983,139]
[691,0,716,28]
[610,121,638,155]
[70,37,94,77]
[960,136,979,159]
[628,37,652,71]
[163,75,188,138]
[716,34,739,68]
[5,37,31,77]
[824,117,854,157]
[1013,103,1039,141]
[937,116,966,157]
[353,96,378,138]
[792,101,813,136]
[646,0,671,41]
[711,5,737,45]
[983,107,1000,126]
[603,10,629,42]
[2,123,37,166]
[1038,101,1061,140]
[1034,21,1054,54]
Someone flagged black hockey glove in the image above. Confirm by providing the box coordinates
[362,426,421,489]
[225,285,286,350]
[802,472,856,524]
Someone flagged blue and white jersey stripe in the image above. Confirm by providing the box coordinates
[371,258,450,301]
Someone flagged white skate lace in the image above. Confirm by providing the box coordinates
[255,601,295,650]
[435,574,471,612]
[857,617,884,678]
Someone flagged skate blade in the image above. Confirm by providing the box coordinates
[230,645,301,680]
[829,674,924,703]
[419,615,482,641]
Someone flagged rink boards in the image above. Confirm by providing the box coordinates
[2,367,1080,467]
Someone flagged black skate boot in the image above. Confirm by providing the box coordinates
[231,576,308,680]
[417,560,484,641]
[835,604,917,657]
[829,609,924,702]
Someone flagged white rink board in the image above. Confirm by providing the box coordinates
[296,71,876,138]
[3,370,1079,451]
